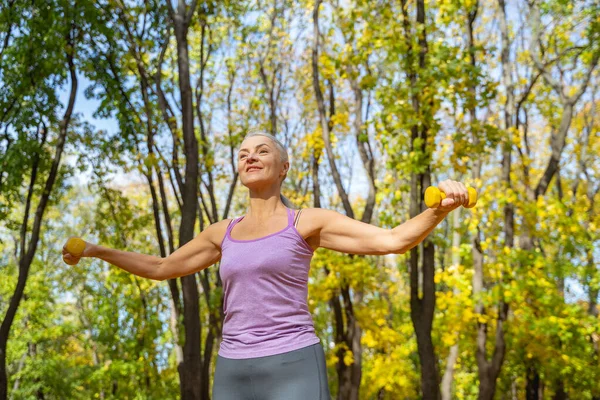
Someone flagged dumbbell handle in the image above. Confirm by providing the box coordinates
[424,186,477,209]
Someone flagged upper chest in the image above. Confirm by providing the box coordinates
[229,210,319,251]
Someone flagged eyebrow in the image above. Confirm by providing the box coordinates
[239,143,270,153]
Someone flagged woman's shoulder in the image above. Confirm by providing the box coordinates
[296,207,339,218]
[203,217,239,248]
[293,207,340,232]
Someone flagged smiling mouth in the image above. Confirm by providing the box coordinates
[247,167,262,172]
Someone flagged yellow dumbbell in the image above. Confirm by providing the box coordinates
[63,237,86,265]
[425,186,477,209]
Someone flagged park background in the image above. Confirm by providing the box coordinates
[0,0,599,399]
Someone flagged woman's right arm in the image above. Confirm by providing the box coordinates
[68,219,231,281]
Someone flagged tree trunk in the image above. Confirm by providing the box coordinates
[470,3,510,399]
[526,366,540,400]
[0,34,77,400]
[166,1,202,398]
[410,202,439,400]
[399,0,440,398]
[553,380,567,400]
[523,1,599,394]
[441,210,462,400]
[312,1,380,397]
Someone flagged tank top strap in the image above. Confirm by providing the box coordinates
[227,216,243,235]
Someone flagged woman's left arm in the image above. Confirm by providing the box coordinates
[307,180,470,255]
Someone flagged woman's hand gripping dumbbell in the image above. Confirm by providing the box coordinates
[62,237,88,265]
[424,180,477,211]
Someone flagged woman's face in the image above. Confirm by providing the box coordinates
[237,135,288,190]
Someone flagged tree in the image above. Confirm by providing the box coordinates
[0,1,81,397]
[311,0,381,397]
[523,1,599,396]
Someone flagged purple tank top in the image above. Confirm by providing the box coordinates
[218,207,320,359]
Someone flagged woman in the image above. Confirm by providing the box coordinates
[63,132,470,400]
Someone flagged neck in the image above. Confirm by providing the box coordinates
[247,186,285,220]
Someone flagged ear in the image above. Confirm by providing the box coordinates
[280,161,290,177]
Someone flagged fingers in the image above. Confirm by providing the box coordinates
[63,243,76,265]
[438,180,469,207]
[63,253,79,266]
[457,181,468,206]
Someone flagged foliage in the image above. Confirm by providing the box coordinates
[1,0,598,398]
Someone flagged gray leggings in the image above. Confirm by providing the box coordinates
[213,343,331,400]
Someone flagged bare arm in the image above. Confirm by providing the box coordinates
[155,219,229,280]
[304,208,448,255]
[87,245,164,280]
[304,180,469,255]
[66,219,231,281]
[389,208,449,254]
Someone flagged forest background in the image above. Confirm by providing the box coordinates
[0,0,599,399]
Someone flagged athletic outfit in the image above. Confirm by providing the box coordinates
[213,207,331,400]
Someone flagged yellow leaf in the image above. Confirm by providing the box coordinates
[344,351,354,366]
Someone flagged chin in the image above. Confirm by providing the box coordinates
[242,177,275,191]
[241,176,262,186]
